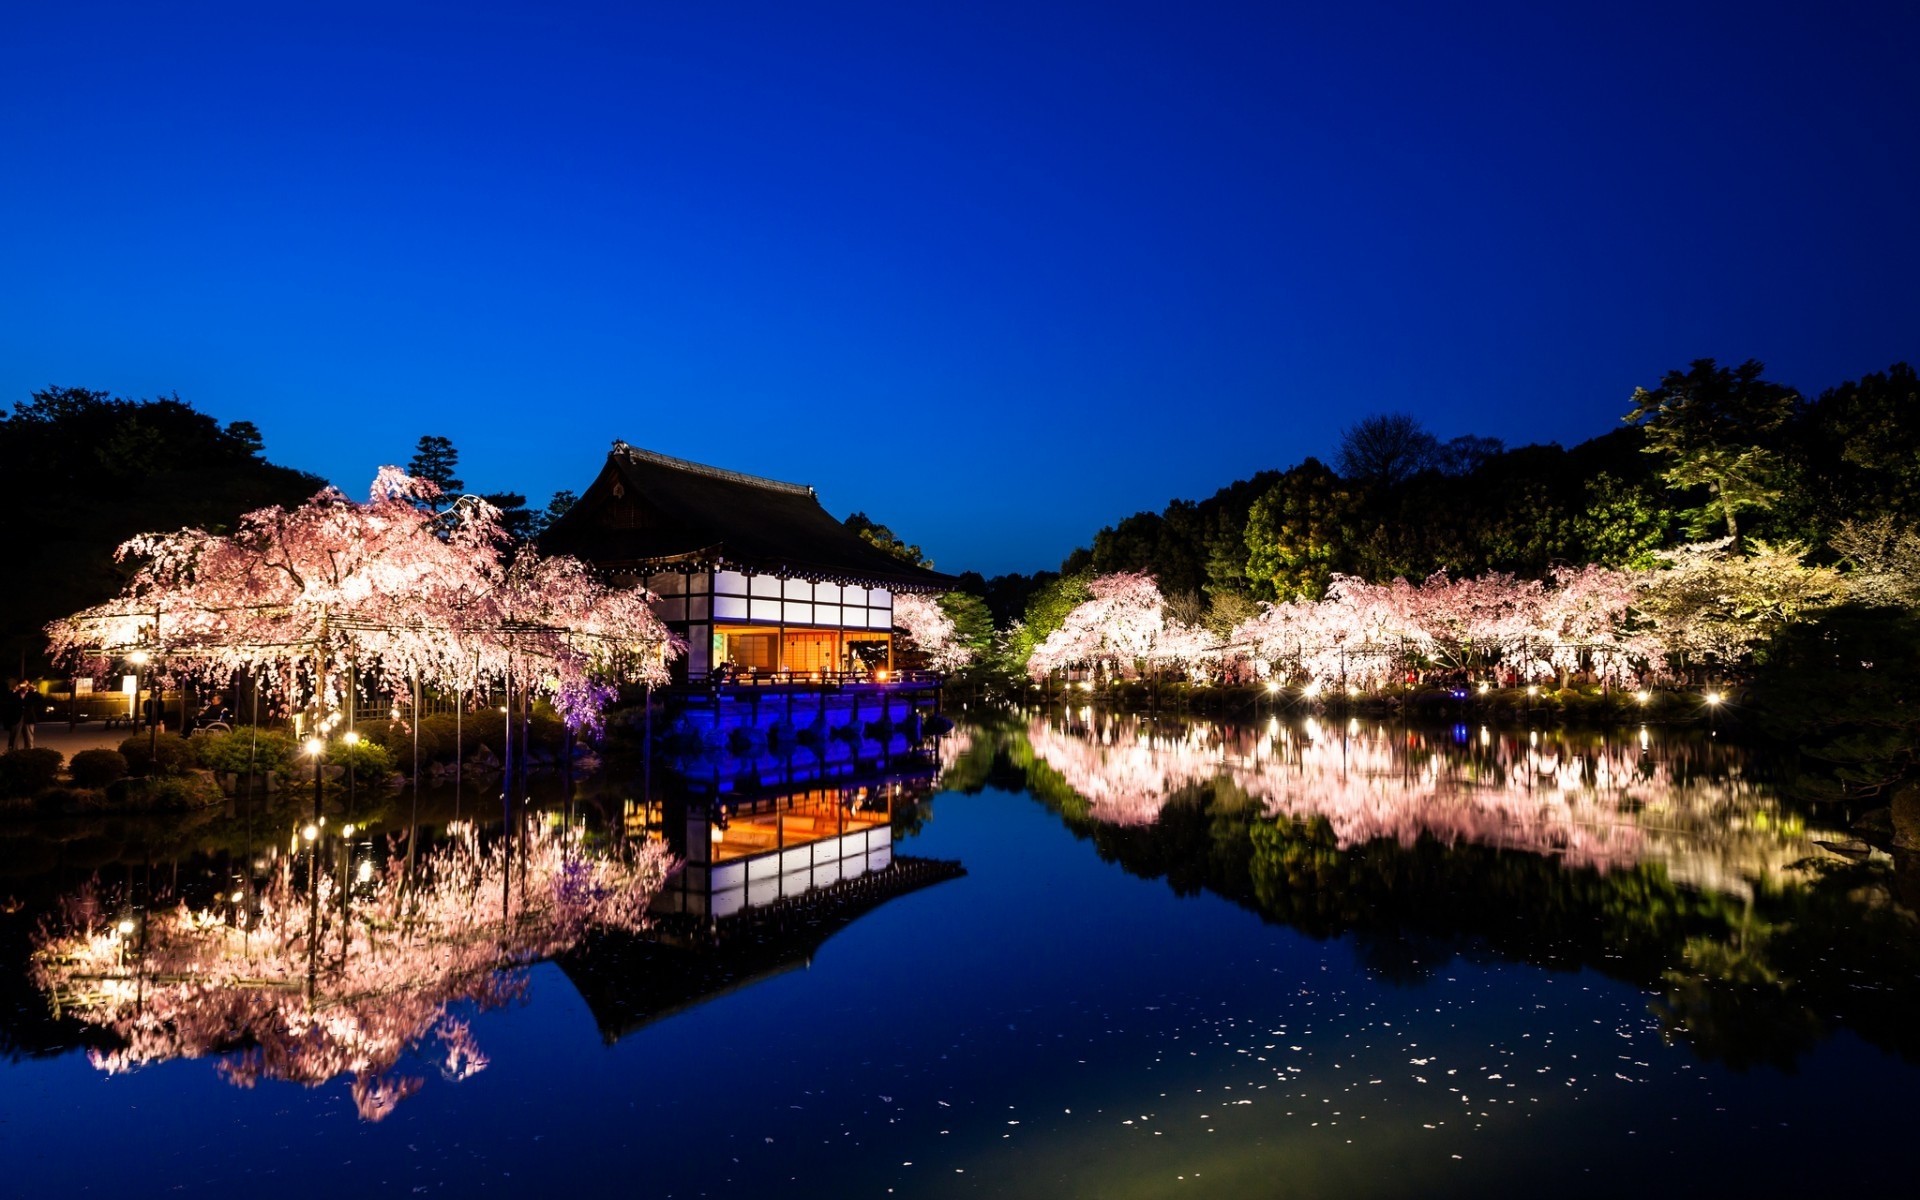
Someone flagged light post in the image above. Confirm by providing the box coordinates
[342,730,359,818]
[305,736,325,822]
[128,649,155,756]
[1705,689,1722,734]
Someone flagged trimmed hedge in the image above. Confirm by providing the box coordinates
[68,748,129,789]
[0,749,64,797]
[193,728,299,776]
[120,733,196,776]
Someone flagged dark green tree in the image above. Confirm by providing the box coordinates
[1571,471,1672,569]
[0,387,323,673]
[479,491,534,541]
[1625,359,1797,546]
[406,435,464,508]
[532,489,578,538]
[1243,458,1353,600]
[843,512,930,568]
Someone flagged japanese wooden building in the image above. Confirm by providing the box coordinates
[539,442,955,684]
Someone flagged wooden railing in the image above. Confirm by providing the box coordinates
[694,668,942,689]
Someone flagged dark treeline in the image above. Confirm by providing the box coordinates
[937,358,1919,640]
[0,388,574,676]
[1,388,325,675]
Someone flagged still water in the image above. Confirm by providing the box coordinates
[2,712,1916,1197]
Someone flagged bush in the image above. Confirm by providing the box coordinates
[120,733,195,777]
[68,748,129,789]
[362,710,566,764]
[0,749,64,797]
[110,772,224,811]
[333,738,395,778]
[193,728,299,776]
[32,786,109,815]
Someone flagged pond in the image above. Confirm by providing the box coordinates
[1,711,1916,1197]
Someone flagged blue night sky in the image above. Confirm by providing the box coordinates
[4,1,1917,576]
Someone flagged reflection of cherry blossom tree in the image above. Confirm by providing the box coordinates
[32,823,672,1119]
[44,470,679,732]
[1023,713,1819,887]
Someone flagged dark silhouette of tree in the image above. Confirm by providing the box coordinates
[843,512,931,567]
[406,435,463,509]
[532,489,578,538]
[0,386,323,673]
[1336,413,1441,487]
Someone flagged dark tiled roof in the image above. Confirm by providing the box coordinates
[537,442,956,592]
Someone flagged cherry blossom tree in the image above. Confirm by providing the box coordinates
[45,469,680,734]
[1026,572,1218,681]
[893,592,974,672]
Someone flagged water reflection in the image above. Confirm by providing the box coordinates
[967,710,1920,1071]
[1023,711,1814,892]
[30,819,670,1119]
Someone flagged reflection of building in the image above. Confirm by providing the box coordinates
[560,854,965,1043]
[540,442,954,683]
[642,773,932,919]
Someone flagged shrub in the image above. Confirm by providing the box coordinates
[68,748,129,789]
[120,733,195,776]
[32,786,109,816]
[0,749,65,797]
[114,772,224,811]
[332,738,396,778]
[194,728,299,776]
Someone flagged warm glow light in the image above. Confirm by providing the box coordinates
[1526,685,1538,697]
[343,731,359,746]
[357,861,374,883]
[1705,691,1723,706]
[1635,690,1650,704]
[340,823,354,837]
[127,650,149,666]
[877,669,890,682]
[1476,682,1489,694]
[1302,681,1321,698]
[1266,681,1281,694]
[230,891,244,903]
[116,919,135,935]
[301,824,318,841]
[304,737,324,756]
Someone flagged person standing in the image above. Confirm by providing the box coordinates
[14,683,40,750]
[1,681,20,751]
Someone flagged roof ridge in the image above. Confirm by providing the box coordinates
[610,440,814,497]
